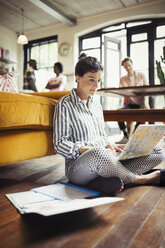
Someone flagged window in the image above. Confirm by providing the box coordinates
[79,19,165,134]
[79,19,165,88]
[24,35,58,91]
[80,35,101,62]
[31,42,58,71]
[82,37,100,49]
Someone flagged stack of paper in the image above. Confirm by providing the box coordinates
[6,182,124,216]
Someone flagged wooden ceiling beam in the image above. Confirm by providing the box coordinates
[28,0,77,26]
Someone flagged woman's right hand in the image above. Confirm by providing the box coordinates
[79,146,91,154]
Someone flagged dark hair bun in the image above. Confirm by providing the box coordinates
[79,53,86,60]
[75,53,103,77]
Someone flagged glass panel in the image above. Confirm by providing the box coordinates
[81,49,100,61]
[156,25,165,38]
[31,46,39,63]
[154,39,165,85]
[103,29,126,39]
[107,42,118,50]
[130,41,149,82]
[82,37,100,50]
[48,42,58,67]
[132,33,147,42]
[41,44,49,68]
[106,46,120,87]
[126,21,151,28]
[102,23,125,32]
[154,38,165,108]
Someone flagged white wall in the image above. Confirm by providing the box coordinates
[1,0,165,90]
[0,25,23,90]
[0,26,18,61]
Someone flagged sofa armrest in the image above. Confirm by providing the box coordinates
[25,91,70,100]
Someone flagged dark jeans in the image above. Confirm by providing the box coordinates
[118,104,141,131]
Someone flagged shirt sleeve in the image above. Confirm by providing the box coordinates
[53,101,83,159]
[119,77,123,87]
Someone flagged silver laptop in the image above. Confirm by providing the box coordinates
[118,124,165,160]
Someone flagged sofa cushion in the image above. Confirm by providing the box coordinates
[0,129,55,166]
[0,92,58,130]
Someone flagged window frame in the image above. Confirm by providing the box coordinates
[79,18,165,85]
[23,35,58,73]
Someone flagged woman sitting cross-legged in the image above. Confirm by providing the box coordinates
[53,53,165,195]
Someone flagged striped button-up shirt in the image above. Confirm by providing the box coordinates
[53,89,107,173]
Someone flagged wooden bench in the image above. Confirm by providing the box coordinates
[103,109,165,122]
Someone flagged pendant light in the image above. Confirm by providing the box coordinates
[17,9,28,45]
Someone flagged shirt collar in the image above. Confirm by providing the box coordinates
[127,70,137,78]
[70,88,93,105]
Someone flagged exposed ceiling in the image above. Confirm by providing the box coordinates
[0,0,158,34]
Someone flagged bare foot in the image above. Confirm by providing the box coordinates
[134,170,160,185]
[116,183,124,193]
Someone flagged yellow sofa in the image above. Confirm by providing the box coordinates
[0,91,70,166]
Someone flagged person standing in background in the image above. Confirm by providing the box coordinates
[46,62,67,91]
[116,57,150,144]
[23,59,38,92]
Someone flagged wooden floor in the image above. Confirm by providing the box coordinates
[0,144,165,248]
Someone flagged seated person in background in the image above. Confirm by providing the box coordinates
[46,62,67,91]
[23,59,38,92]
[116,57,150,144]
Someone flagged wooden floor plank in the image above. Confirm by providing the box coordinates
[0,196,20,227]
[95,187,165,248]
[43,187,152,248]
[129,190,165,248]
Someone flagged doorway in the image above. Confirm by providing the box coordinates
[103,36,122,135]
